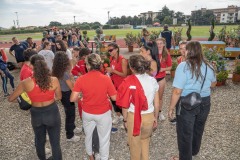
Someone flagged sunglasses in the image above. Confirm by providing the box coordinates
[108,49,114,53]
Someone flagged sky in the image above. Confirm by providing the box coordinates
[0,0,239,28]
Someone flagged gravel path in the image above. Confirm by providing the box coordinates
[0,67,239,160]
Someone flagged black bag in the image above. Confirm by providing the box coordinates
[181,66,207,111]
[7,62,16,71]
[17,92,32,110]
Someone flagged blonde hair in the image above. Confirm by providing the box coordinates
[85,53,102,71]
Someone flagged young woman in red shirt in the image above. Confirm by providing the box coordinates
[9,54,62,160]
[155,38,172,121]
[105,42,128,125]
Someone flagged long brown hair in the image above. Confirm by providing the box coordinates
[56,40,67,52]
[186,41,215,80]
[30,54,52,92]
[52,51,70,79]
[156,38,168,59]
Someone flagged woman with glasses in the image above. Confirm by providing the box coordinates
[106,42,128,126]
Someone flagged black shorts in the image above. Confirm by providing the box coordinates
[156,77,165,82]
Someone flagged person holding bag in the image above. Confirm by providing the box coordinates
[168,41,216,160]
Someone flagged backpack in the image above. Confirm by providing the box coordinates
[7,62,16,71]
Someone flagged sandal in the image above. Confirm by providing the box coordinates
[170,156,179,160]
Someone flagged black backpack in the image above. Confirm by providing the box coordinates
[7,62,16,71]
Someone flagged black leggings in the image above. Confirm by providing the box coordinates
[61,90,76,139]
[30,102,62,160]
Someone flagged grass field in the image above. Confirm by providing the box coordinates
[0,25,238,41]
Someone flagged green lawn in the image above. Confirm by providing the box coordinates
[0,25,238,41]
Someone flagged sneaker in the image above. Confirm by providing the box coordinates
[159,112,166,121]
[66,135,80,142]
[4,93,10,97]
[112,115,123,125]
[111,127,118,133]
[170,118,177,125]
[94,153,101,160]
[74,127,82,134]
[45,147,51,155]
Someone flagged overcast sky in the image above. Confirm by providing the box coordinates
[0,0,239,28]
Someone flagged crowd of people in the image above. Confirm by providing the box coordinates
[2,25,217,160]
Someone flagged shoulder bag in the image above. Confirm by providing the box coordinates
[180,65,207,111]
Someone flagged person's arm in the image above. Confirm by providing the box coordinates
[160,54,172,72]
[70,91,79,102]
[168,87,182,120]
[9,47,15,57]
[150,60,157,76]
[66,79,74,91]
[53,77,62,100]
[8,82,24,102]
[171,32,175,48]
[106,59,128,77]
[211,81,217,87]
[153,91,160,129]
[110,95,116,101]
[122,108,128,129]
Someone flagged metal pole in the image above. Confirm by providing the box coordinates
[195,6,197,26]
[15,12,19,28]
[74,16,76,24]
[108,11,110,24]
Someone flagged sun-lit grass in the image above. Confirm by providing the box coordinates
[0,25,238,41]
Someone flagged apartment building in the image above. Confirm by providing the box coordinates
[192,5,240,23]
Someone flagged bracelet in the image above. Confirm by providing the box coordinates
[123,119,127,123]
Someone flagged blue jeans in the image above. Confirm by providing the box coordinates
[1,75,7,94]
[30,102,62,160]
[176,96,211,160]
[1,69,14,93]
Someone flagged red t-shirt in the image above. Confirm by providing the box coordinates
[73,70,117,114]
[155,53,172,78]
[71,59,87,76]
[110,55,125,89]
[20,64,33,81]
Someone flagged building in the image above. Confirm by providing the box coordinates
[192,5,240,23]
[139,11,161,25]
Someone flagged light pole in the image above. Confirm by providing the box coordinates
[108,11,110,24]
[195,6,197,26]
[73,16,76,24]
[15,12,19,28]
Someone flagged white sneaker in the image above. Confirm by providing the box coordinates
[159,112,166,121]
[74,127,82,134]
[45,147,51,155]
[94,153,101,160]
[66,135,80,142]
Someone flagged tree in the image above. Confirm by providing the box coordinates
[49,21,62,27]
[162,16,173,25]
[146,17,153,25]
[156,5,174,24]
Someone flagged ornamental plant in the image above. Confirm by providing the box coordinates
[124,32,137,46]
